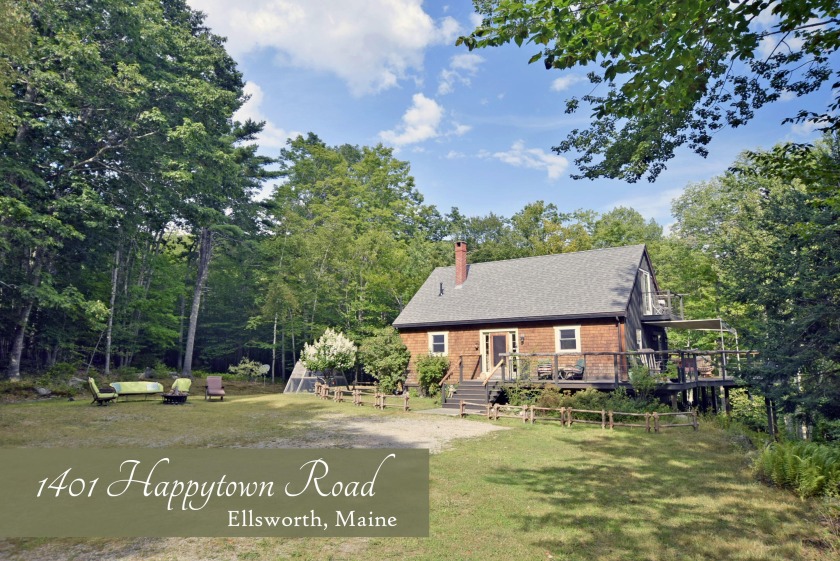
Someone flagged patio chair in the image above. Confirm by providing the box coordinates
[171,378,192,394]
[205,376,225,401]
[561,358,586,380]
[88,377,117,406]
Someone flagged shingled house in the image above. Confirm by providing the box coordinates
[393,242,683,390]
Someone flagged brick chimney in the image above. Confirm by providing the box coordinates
[455,241,467,287]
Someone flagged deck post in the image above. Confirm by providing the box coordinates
[699,387,707,413]
[723,386,731,416]
[670,393,678,411]
[681,390,688,411]
[459,356,464,383]
[553,355,559,382]
[614,353,619,386]
[712,387,719,414]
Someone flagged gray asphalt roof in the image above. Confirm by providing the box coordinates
[393,244,646,328]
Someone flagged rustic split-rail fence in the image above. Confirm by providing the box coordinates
[456,400,698,432]
[312,382,699,432]
[314,382,410,412]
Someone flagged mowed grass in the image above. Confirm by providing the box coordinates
[0,394,836,561]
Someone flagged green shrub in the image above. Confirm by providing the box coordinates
[415,354,449,397]
[228,358,267,381]
[815,418,840,444]
[729,388,768,432]
[629,363,658,399]
[756,441,840,498]
[531,387,670,422]
[359,327,410,394]
[43,362,80,382]
[501,382,540,406]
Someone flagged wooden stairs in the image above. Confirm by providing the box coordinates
[442,379,502,412]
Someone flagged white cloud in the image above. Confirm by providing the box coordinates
[234,82,298,149]
[438,53,484,95]
[791,118,820,137]
[379,95,472,146]
[450,123,471,136]
[550,74,586,92]
[188,0,460,95]
[445,150,465,159]
[488,140,569,180]
[469,13,483,28]
[379,93,444,146]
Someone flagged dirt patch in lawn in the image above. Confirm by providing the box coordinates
[246,412,509,454]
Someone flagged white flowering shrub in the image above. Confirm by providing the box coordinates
[301,328,357,374]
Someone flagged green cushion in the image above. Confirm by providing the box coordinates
[109,381,164,394]
[171,378,191,393]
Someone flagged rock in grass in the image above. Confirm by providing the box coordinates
[35,387,52,397]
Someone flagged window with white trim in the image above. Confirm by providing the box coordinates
[428,332,448,355]
[554,325,581,353]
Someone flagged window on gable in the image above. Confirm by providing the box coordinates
[554,326,581,353]
[428,332,448,355]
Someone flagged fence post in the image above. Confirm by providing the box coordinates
[529,405,535,424]
[404,394,410,412]
[692,410,699,431]
[486,403,492,419]
[459,400,465,418]
[608,410,613,430]
[494,404,500,421]
[645,412,651,432]
[653,412,660,433]
[601,409,606,430]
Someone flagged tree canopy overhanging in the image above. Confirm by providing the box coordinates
[458,0,840,182]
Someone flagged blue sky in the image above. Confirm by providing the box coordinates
[187,0,832,228]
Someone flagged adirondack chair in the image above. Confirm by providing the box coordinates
[171,378,192,394]
[87,377,117,406]
[205,376,225,401]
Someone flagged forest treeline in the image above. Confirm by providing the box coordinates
[1,1,838,435]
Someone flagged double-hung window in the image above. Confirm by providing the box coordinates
[554,326,581,353]
[428,332,448,355]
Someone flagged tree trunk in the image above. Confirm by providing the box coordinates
[271,313,277,384]
[7,251,44,380]
[104,248,120,376]
[176,292,185,371]
[182,227,212,377]
[281,323,286,383]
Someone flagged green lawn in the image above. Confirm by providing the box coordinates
[0,394,835,560]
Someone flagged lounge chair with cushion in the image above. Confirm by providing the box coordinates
[561,358,586,380]
[88,377,117,406]
[205,376,225,401]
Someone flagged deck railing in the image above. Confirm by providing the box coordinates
[495,349,759,385]
[643,290,684,318]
